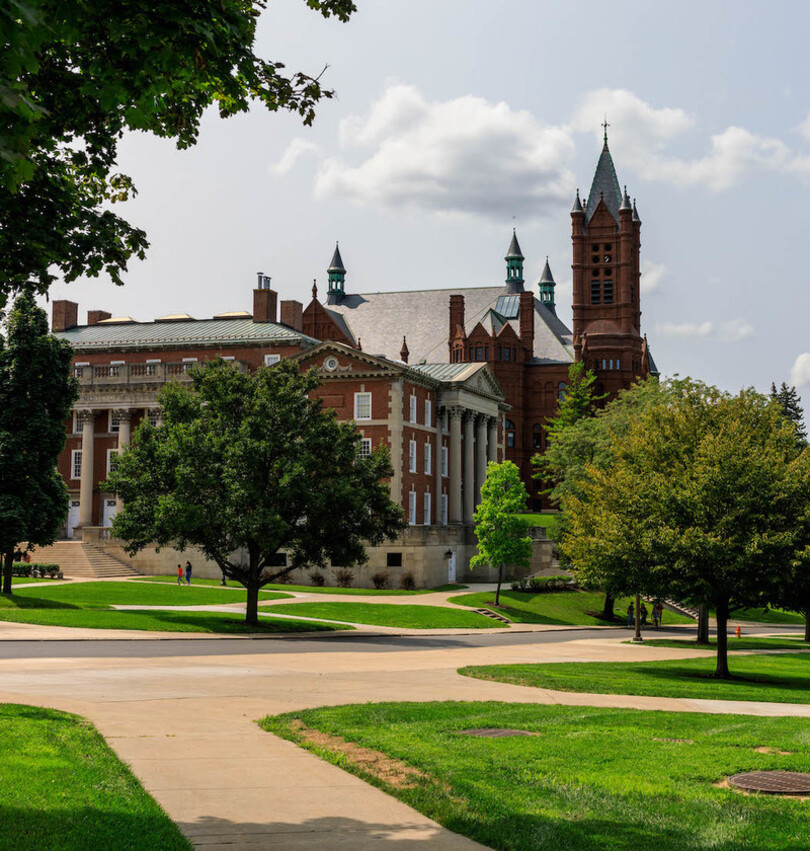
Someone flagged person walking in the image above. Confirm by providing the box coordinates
[184,560,192,585]
[639,602,648,626]
[651,604,660,629]
[626,602,634,627]
[657,602,664,625]
[176,564,183,586]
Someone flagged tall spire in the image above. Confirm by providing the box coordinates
[504,229,525,293]
[584,130,622,224]
[571,189,583,214]
[326,242,346,303]
[538,256,556,313]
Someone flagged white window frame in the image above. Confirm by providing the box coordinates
[441,493,449,526]
[109,359,125,377]
[359,438,372,459]
[424,441,432,475]
[425,399,432,427]
[73,361,89,379]
[409,439,417,473]
[108,410,120,433]
[354,392,372,421]
[71,449,82,480]
[264,353,281,367]
[146,409,160,427]
[106,448,117,476]
[409,395,417,423]
[441,445,449,478]
[423,491,431,526]
[408,491,417,526]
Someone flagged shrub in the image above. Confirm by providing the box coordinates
[13,562,61,578]
[309,571,326,587]
[399,571,416,591]
[272,571,294,584]
[371,571,390,590]
[333,568,354,588]
[512,574,573,593]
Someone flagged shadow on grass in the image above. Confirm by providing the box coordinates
[633,662,810,693]
[0,593,79,610]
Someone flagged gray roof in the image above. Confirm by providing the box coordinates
[328,244,345,273]
[55,318,317,351]
[505,230,524,259]
[632,199,641,223]
[571,190,583,214]
[584,143,622,223]
[412,362,485,382]
[324,286,574,365]
[539,258,555,284]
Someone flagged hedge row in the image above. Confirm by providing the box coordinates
[12,563,62,578]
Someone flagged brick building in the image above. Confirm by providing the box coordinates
[50,137,652,582]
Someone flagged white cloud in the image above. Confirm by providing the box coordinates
[314,83,576,220]
[641,260,666,294]
[656,321,713,339]
[789,353,810,387]
[719,318,755,342]
[272,139,322,175]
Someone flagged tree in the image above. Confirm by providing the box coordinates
[470,461,533,607]
[544,361,606,435]
[1,0,355,305]
[0,289,78,593]
[770,382,807,448]
[105,359,405,625]
[561,383,810,678]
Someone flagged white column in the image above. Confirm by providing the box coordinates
[487,416,498,463]
[449,407,463,523]
[463,411,475,523]
[115,409,132,513]
[78,410,96,528]
[475,414,488,506]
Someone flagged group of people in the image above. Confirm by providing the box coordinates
[176,561,192,585]
[626,600,665,629]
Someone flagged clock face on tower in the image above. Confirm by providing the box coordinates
[324,356,339,372]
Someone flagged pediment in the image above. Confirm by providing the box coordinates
[459,364,505,400]
[293,341,401,377]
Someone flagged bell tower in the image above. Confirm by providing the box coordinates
[571,126,645,387]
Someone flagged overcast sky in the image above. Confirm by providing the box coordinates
[46,0,810,411]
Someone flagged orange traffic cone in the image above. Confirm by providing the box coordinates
[735,625,741,639]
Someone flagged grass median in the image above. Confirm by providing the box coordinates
[260,601,499,629]
[461,653,810,704]
[448,589,694,626]
[637,637,809,651]
[0,703,190,850]
[262,701,810,851]
[130,576,467,595]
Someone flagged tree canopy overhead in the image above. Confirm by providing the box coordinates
[1,0,356,304]
[106,359,405,624]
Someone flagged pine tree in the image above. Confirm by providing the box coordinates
[770,382,807,447]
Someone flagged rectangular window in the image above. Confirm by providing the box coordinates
[109,359,124,377]
[73,361,89,379]
[264,354,281,367]
[590,281,601,304]
[425,399,432,427]
[106,448,117,476]
[147,409,160,427]
[71,450,82,480]
[408,491,416,525]
[409,395,417,423]
[108,410,120,433]
[616,358,621,370]
[145,357,161,376]
[387,552,402,568]
[358,438,372,459]
[441,445,449,477]
[441,493,449,526]
[409,439,417,473]
[475,346,484,361]
[603,280,614,303]
[507,433,515,449]
[354,392,372,420]
[424,441,432,475]
[423,492,431,526]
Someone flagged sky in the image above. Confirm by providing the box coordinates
[45,0,810,412]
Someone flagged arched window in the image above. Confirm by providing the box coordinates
[558,381,567,401]
[505,418,516,449]
[532,423,543,450]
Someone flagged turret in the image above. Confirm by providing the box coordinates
[504,229,525,294]
[538,257,556,313]
[326,242,346,304]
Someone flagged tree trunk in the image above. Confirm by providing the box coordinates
[2,547,13,595]
[633,592,642,641]
[601,593,615,620]
[714,597,731,679]
[804,612,810,644]
[245,582,259,626]
[494,564,503,607]
[697,605,709,645]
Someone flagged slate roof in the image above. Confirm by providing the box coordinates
[505,230,524,259]
[584,142,623,223]
[328,244,345,273]
[324,286,574,365]
[55,318,317,351]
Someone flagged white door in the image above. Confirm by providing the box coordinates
[102,498,118,528]
[448,552,457,583]
[66,500,80,538]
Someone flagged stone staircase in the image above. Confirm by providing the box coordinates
[29,541,141,579]
[643,596,699,620]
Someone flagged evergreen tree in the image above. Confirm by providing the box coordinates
[0,289,77,593]
[770,382,807,447]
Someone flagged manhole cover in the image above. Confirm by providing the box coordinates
[458,728,537,738]
[728,771,810,795]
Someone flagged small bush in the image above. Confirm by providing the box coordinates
[512,575,573,593]
[13,562,60,578]
[309,571,326,587]
[272,571,294,584]
[371,571,390,590]
[399,571,416,591]
[333,568,354,588]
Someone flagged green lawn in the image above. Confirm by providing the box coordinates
[262,701,810,851]
[11,576,60,584]
[10,580,289,607]
[638,637,809,651]
[516,513,557,530]
[461,653,810,704]
[0,703,190,850]
[130,576,468,595]
[260,601,499,629]
[730,606,805,625]
[448,589,693,626]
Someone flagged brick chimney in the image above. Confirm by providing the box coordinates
[253,272,277,323]
[519,291,534,356]
[280,300,303,332]
[52,300,78,332]
[449,294,465,338]
[87,310,111,326]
